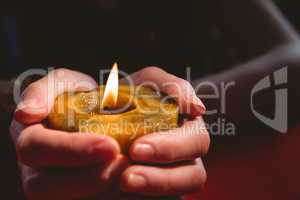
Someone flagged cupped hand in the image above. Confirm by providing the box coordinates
[120,67,210,197]
[11,69,128,200]
[10,67,210,199]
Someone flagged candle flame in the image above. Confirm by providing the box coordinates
[101,63,119,109]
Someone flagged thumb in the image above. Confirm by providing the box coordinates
[123,67,206,117]
[14,68,98,125]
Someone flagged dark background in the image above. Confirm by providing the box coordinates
[1,0,298,80]
[0,0,299,199]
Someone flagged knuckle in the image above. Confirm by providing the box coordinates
[23,82,42,97]
[178,78,191,87]
[175,77,189,87]
[53,68,73,77]
[164,83,179,94]
[179,79,194,93]
[142,66,165,75]
[164,78,194,97]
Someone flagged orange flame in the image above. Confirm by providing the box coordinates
[101,63,119,109]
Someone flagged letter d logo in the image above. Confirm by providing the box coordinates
[251,67,288,133]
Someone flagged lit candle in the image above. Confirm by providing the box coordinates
[49,63,179,152]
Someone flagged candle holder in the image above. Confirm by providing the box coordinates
[48,85,178,152]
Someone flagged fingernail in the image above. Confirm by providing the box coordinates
[191,103,206,114]
[194,95,205,107]
[132,143,155,161]
[127,174,147,190]
[191,96,206,113]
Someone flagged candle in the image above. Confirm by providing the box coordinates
[48,64,179,152]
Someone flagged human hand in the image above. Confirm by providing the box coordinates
[10,69,129,200]
[10,67,210,199]
[120,67,210,197]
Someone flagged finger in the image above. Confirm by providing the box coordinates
[22,155,129,200]
[14,122,120,168]
[121,159,206,196]
[122,67,205,116]
[15,68,97,124]
[129,117,210,164]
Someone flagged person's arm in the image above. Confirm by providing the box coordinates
[221,0,299,59]
[193,43,300,133]
[192,0,300,134]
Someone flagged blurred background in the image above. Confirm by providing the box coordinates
[1,0,299,78]
[0,0,299,199]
